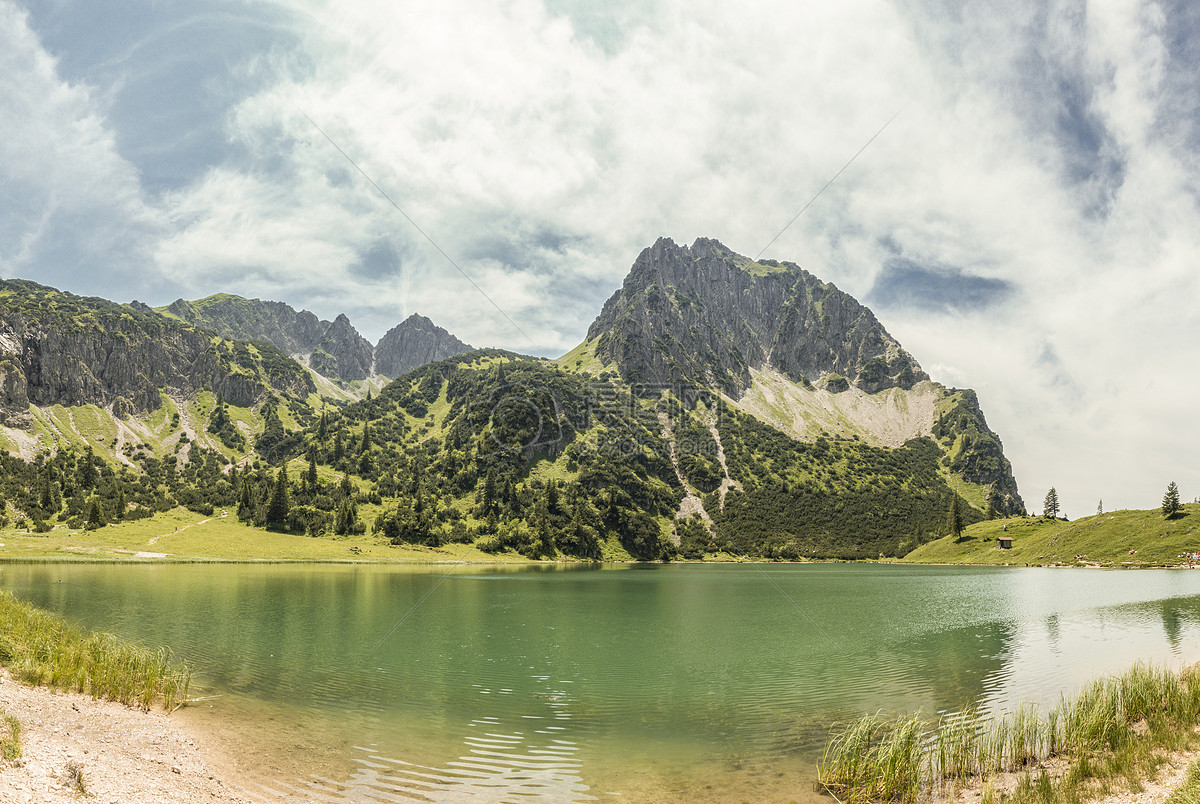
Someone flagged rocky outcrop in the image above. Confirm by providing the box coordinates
[307,314,373,381]
[164,295,326,356]
[587,237,927,395]
[163,296,466,382]
[933,389,1025,516]
[0,280,314,421]
[375,314,472,379]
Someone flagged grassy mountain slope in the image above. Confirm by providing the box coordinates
[0,279,314,420]
[904,505,1200,567]
[250,349,986,560]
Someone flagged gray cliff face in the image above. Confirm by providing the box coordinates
[165,296,373,382]
[587,237,928,395]
[309,313,374,382]
[0,280,314,423]
[164,297,325,355]
[375,314,472,379]
[164,295,469,382]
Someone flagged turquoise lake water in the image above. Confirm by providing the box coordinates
[5,562,1200,803]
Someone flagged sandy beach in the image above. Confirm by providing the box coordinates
[0,670,251,804]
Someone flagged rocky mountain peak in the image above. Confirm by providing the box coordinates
[160,295,470,383]
[375,314,472,379]
[587,237,927,395]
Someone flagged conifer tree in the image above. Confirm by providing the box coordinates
[114,487,126,522]
[946,495,963,539]
[481,471,498,516]
[86,494,106,530]
[1163,481,1182,518]
[985,484,1001,520]
[306,450,319,491]
[266,466,290,530]
[78,449,97,490]
[1043,487,1060,519]
[237,473,254,521]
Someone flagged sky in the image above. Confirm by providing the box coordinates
[1,0,1198,517]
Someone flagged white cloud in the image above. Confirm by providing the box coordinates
[3,0,1200,515]
[0,1,162,290]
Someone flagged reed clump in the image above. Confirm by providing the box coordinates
[818,662,1200,803]
[0,590,190,711]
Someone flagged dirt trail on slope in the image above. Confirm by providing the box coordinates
[148,514,221,546]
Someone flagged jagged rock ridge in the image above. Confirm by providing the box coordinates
[375,314,472,378]
[587,237,927,395]
[163,296,469,383]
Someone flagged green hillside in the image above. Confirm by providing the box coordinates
[903,504,1200,567]
[0,270,1031,564]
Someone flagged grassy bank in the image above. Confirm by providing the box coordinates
[0,507,536,563]
[903,504,1200,567]
[818,662,1200,803]
[0,590,190,711]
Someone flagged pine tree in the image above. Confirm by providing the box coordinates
[1163,481,1182,519]
[946,495,964,539]
[306,450,319,491]
[1043,488,1060,519]
[114,487,126,522]
[266,466,290,530]
[985,484,1001,520]
[335,498,355,535]
[237,474,254,521]
[86,495,106,530]
[359,422,371,455]
[481,471,497,516]
[78,450,97,490]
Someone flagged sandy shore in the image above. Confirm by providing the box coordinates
[2,665,1199,804]
[0,670,251,804]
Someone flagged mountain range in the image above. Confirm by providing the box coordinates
[0,237,1025,559]
[158,294,472,386]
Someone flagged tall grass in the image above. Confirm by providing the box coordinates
[0,590,190,711]
[818,712,924,803]
[818,662,1200,803]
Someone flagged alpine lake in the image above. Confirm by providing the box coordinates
[7,561,1200,803]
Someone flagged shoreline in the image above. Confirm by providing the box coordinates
[1,554,1196,569]
[4,666,1199,804]
[0,669,250,804]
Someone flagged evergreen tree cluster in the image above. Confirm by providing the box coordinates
[0,349,1021,562]
[711,410,983,558]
